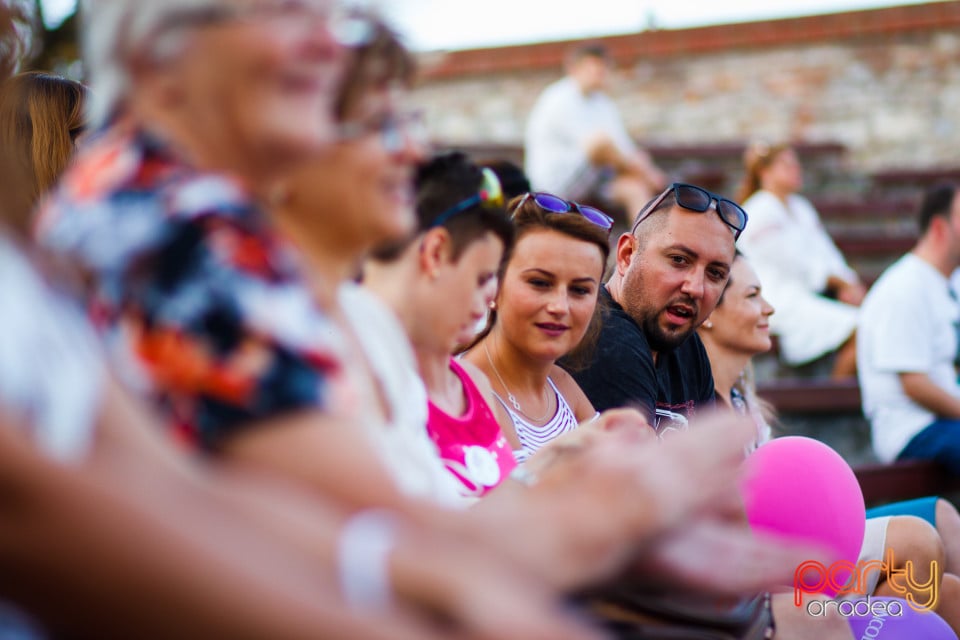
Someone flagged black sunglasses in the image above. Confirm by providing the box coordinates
[631,183,748,239]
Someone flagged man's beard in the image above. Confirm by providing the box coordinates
[623,286,697,353]
[620,265,699,353]
[642,310,696,353]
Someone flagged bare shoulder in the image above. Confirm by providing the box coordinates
[458,357,516,440]
[548,365,596,421]
[457,358,494,393]
[547,365,579,396]
[458,346,486,374]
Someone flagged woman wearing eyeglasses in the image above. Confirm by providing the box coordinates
[736,142,863,379]
[461,192,617,463]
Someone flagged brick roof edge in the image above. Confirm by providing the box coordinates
[419,1,960,79]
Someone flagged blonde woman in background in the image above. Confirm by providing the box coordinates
[736,142,863,378]
[698,251,960,633]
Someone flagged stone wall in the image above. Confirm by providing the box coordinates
[411,2,960,175]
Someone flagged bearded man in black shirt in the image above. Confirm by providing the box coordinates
[572,183,746,433]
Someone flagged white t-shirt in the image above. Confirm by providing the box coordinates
[0,238,104,462]
[738,190,859,365]
[524,77,636,198]
[339,284,468,509]
[857,253,960,461]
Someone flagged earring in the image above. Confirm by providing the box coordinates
[702,320,713,329]
[489,301,497,310]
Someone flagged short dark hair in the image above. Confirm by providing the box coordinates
[369,151,514,262]
[917,183,958,235]
[479,158,530,200]
[629,188,676,247]
[566,41,610,65]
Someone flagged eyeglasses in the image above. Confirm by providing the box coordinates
[513,192,614,231]
[336,110,430,154]
[430,167,505,227]
[155,1,373,47]
[631,183,748,239]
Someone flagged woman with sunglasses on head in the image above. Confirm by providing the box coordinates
[461,191,619,463]
[736,141,863,379]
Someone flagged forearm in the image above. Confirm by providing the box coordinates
[900,372,960,418]
[0,427,392,640]
[90,383,504,630]
[584,136,664,188]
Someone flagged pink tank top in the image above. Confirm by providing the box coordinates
[427,359,517,497]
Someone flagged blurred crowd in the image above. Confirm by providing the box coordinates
[3,1,960,638]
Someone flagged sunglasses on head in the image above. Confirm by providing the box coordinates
[430,167,504,227]
[631,183,748,239]
[513,192,614,232]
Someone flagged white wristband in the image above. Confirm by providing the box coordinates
[337,509,398,611]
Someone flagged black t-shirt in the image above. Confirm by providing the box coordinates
[570,287,715,432]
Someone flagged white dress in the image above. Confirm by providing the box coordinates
[738,190,859,365]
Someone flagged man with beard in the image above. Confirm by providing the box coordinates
[570,183,746,434]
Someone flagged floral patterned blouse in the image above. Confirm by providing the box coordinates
[36,123,350,451]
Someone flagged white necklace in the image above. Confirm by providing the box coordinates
[483,342,552,423]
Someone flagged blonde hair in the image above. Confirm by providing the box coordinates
[736,141,792,204]
[0,71,86,232]
[732,360,778,444]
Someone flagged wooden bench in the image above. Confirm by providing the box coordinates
[870,166,960,191]
[855,459,960,509]
[436,140,850,200]
[833,233,915,257]
[756,377,960,507]
[757,377,861,415]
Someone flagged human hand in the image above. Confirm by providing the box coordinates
[836,280,866,306]
[388,520,606,640]
[505,411,762,588]
[519,408,654,481]
[590,407,655,438]
[631,518,832,596]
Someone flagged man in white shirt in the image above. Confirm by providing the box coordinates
[524,42,666,224]
[858,183,960,472]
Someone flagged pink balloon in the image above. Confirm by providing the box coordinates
[740,436,865,596]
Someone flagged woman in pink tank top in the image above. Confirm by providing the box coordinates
[426,358,516,496]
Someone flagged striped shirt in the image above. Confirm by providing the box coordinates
[494,377,579,463]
